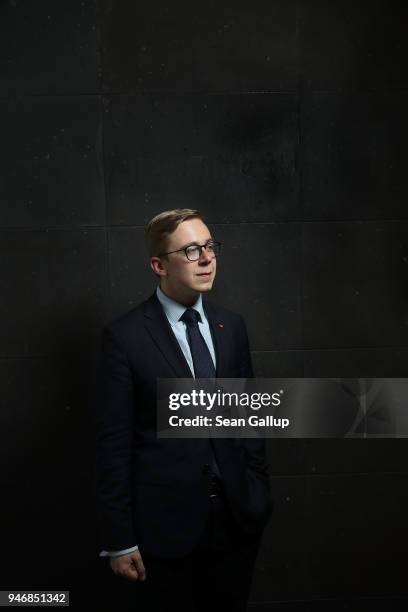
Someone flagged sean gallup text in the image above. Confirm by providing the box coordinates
[168,415,290,428]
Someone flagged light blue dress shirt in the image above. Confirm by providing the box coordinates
[99,284,217,558]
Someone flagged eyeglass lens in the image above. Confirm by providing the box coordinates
[186,242,220,261]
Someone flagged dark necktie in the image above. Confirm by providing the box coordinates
[180,308,216,378]
[180,308,221,478]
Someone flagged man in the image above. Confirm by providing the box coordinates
[92,208,273,611]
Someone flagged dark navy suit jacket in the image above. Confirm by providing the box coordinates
[92,291,273,559]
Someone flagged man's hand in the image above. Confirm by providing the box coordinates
[109,550,146,582]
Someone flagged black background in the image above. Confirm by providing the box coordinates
[1,1,408,610]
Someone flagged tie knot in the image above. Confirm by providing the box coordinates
[180,308,201,326]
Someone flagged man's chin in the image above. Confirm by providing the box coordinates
[192,280,214,293]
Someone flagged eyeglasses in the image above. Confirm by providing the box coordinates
[158,240,222,262]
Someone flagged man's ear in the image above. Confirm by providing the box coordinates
[150,256,167,277]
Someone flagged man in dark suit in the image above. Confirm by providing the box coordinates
[92,208,273,611]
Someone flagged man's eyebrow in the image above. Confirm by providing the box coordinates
[180,238,213,248]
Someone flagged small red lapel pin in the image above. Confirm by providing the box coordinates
[217,323,224,328]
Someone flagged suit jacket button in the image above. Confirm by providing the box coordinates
[202,464,211,475]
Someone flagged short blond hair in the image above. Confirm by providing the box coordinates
[145,208,204,257]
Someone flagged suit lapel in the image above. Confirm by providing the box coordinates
[143,292,193,378]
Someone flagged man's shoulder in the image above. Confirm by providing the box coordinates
[102,293,156,337]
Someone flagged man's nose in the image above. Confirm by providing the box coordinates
[199,246,213,263]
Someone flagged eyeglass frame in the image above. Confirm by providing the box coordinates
[157,239,222,262]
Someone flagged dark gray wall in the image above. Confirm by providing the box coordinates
[1,1,408,610]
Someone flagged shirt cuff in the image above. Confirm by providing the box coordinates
[99,545,139,557]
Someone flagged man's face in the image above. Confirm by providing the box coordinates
[152,218,217,303]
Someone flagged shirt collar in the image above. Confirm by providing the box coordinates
[156,284,206,326]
